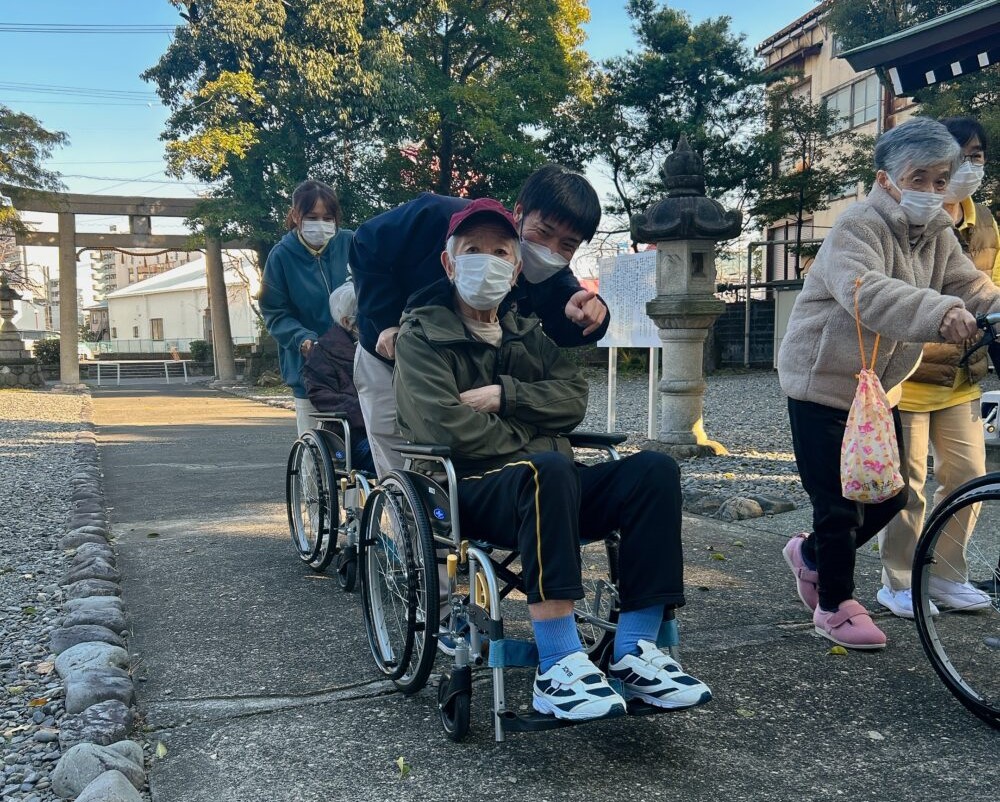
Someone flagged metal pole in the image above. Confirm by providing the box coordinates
[164,360,170,384]
[607,347,617,433]
[744,242,754,369]
[647,347,658,440]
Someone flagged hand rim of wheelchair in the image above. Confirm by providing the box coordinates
[285,431,337,571]
[359,471,440,692]
[912,477,1000,729]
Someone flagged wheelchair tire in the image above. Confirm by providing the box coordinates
[576,535,620,667]
[360,472,440,692]
[913,482,1000,729]
[285,432,337,571]
[336,547,357,592]
[438,675,471,742]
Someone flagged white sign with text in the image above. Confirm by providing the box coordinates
[596,251,661,349]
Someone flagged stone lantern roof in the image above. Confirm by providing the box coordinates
[631,136,742,244]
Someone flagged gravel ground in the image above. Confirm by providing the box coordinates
[0,389,85,802]
[580,367,808,507]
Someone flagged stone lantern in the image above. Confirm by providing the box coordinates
[632,137,742,458]
[0,272,44,387]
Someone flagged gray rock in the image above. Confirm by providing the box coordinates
[749,494,797,515]
[51,744,144,798]
[61,559,121,586]
[50,625,125,654]
[74,769,144,802]
[73,543,115,563]
[59,532,109,550]
[105,740,143,768]
[67,525,108,537]
[715,496,764,522]
[64,668,134,714]
[74,769,143,802]
[59,700,134,750]
[55,642,130,678]
[33,729,59,743]
[64,579,121,600]
[684,493,726,516]
[63,608,127,635]
[64,596,124,615]
[71,501,104,515]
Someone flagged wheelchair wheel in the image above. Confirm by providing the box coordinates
[360,471,439,692]
[913,482,1000,729]
[576,535,620,666]
[438,670,471,742]
[285,431,337,571]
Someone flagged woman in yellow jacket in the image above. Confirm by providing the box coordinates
[878,117,999,617]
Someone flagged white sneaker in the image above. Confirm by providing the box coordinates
[876,585,939,619]
[929,576,992,611]
[608,640,713,709]
[532,652,626,721]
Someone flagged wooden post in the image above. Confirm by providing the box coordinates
[205,233,235,382]
[57,211,81,387]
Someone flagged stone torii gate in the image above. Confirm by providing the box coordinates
[1,185,238,388]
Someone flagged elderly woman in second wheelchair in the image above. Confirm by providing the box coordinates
[393,198,712,723]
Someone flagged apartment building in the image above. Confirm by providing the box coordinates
[91,241,198,300]
[755,0,917,282]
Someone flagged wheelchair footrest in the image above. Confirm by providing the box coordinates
[498,704,627,733]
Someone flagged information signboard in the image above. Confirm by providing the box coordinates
[595,251,661,348]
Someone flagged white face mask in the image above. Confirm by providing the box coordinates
[888,177,945,226]
[452,254,516,311]
[520,239,570,284]
[300,220,338,249]
[943,161,985,203]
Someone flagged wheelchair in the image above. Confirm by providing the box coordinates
[357,431,683,742]
[285,412,375,590]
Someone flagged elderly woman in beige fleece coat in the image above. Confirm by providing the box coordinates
[777,117,1000,651]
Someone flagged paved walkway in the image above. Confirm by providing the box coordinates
[90,384,996,802]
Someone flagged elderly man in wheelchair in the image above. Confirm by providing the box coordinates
[381,198,712,732]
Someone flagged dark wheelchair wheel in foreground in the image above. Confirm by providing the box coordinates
[359,471,440,692]
[285,430,337,572]
[913,478,1000,729]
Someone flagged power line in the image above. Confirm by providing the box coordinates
[0,82,157,100]
[0,23,175,34]
[0,100,155,107]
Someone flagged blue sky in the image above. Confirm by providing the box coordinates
[0,0,817,206]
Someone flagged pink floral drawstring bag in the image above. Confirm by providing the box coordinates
[840,279,904,503]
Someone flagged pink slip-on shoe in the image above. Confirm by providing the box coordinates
[813,600,887,650]
[782,532,819,611]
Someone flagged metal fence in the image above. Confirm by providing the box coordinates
[94,337,259,354]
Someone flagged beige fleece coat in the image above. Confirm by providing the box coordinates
[778,183,1000,411]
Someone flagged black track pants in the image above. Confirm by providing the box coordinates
[456,450,686,611]
[788,397,910,609]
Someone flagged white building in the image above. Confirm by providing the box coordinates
[105,253,261,354]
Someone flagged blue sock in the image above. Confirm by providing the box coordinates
[614,604,663,662]
[532,615,583,673]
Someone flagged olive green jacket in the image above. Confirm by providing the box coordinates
[394,279,589,477]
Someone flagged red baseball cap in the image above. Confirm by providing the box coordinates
[446,198,519,240]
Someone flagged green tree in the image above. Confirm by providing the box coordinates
[144,0,405,263]
[547,0,770,243]
[379,0,590,206]
[753,90,875,278]
[0,104,66,289]
[826,0,1000,207]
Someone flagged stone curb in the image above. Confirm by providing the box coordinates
[47,395,148,802]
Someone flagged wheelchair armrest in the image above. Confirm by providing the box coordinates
[393,443,452,458]
[310,412,350,422]
[567,431,628,448]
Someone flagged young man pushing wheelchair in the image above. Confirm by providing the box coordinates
[393,198,712,722]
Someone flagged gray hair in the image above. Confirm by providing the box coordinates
[874,117,962,182]
[328,280,357,326]
[444,231,522,263]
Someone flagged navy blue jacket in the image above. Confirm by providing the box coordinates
[260,229,352,397]
[350,193,609,361]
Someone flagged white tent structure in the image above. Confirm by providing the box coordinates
[105,253,260,354]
